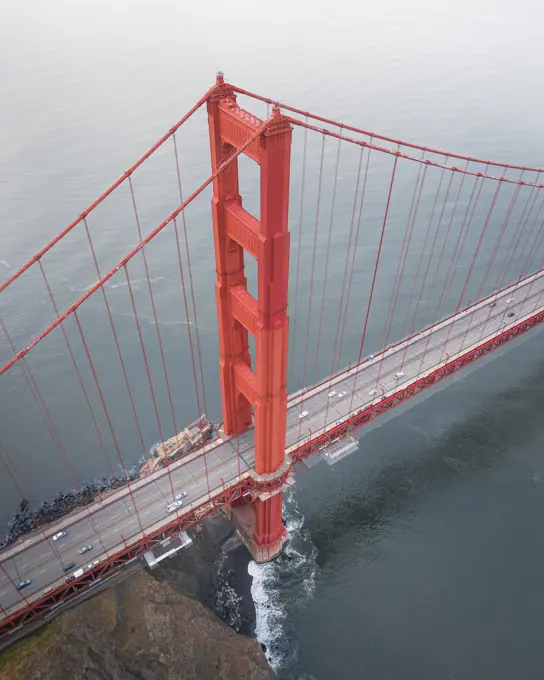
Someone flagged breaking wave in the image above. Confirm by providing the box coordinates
[248,491,318,674]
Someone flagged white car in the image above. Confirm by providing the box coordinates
[368,389,378,397]
[175,492,188,501]
[506,298,514,304]
[337,391,347,398]
[84,561,99,573]
[394,372,404,380]
[328,391,337,398]
[78,544,92,555]
[298,410,309,420]
[52,531,67,542]
[166,500,184,513]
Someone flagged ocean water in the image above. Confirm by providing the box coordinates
[2,1,544,677]
[247,329,544,679]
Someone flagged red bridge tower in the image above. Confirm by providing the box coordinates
[207,73,292,561]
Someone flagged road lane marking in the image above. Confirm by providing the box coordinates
[0,455,246,585]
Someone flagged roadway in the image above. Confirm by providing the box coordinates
[0,436,255,615]
[284,271,544,450]
[1,270,543,619]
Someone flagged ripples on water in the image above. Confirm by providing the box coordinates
[3,2,544,678]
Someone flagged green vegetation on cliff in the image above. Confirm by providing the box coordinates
[0,519,274,680]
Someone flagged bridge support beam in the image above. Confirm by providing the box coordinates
[207,73,292,562]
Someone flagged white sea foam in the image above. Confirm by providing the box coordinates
[248,491,318,672]
[70,281,99,293]
[108,275,165,290]
[115,311,196,328]
[0,260,10,269]
[70,276,166,293]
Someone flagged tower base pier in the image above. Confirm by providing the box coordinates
[225,493,288,563]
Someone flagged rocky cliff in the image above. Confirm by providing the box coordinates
[0,518,274,680]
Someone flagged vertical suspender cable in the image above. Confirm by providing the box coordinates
[172,214,202,417]
[476,176,523,300]
[457,182,503,311]
[453,181,503,357]
[404,165,447,346]
[0,438,71,575]
[323,145,365,429]
[419,170,456,325]
[349,155,398,413]
[494,181,537,288]
[38,261,115,477]
[515,195,544,277]
[313,134,342,384]
[128,178,179,444]
[432,172,487,366]
[336,145,373,373]
[523,216,544,274]
[330,146,365,376]
[124,266,178,500]
[372,157,430,393]
[0,325,108,565]
[172,136,208,416]
[72,308,147,536]
[83,218,148,461]
[380,153,426,352]
[288,120,309,389]
[301,135,326,392]
[1,320,82,495]
[430,167,470,323]
[296,134,325,444]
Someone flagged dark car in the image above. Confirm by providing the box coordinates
[16,579,31,590]
[507,312,515,318]
[63,562,76,572]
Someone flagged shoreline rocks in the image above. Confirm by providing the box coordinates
[0,473,138,550]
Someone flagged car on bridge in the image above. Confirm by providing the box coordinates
[368,389,378,397]
[63,562,76,572]
[166,500,184,513]
[16,579,31,591]
[83,561,99,573]
[394,372,405,380]
[78,544,92,555]
[489,301,497,308]
[507,312,515,317]
[52,531,67,541]
[298,410,309,420]
[175,492,188,501]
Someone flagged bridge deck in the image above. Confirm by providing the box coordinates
[1,271,543,619]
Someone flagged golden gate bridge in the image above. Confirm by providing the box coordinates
[1,73,543,636]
